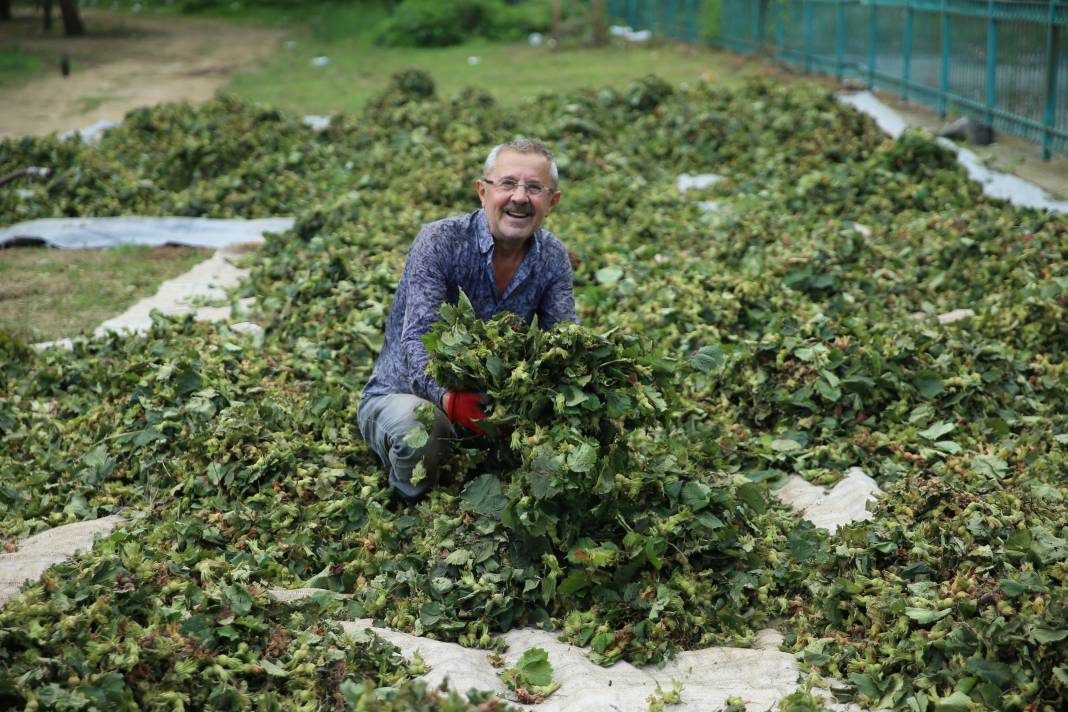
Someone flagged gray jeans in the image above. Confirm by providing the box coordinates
[357,393,455,499]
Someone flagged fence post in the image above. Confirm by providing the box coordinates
[835,0,845,80]
[867,1,877,89]
[1044,0,1061,160]
[775,0,784,60]
[939,0,950,117]
[902,0,913,101]
[804,0,813,73]
[986,0,997,126]
[752,0,762,51]
[688,0,698,44]
[666,0,675,40]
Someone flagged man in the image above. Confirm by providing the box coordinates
[358,138,576,501]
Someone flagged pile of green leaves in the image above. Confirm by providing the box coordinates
[345,295,802,665]
[2,68,1067,710]
[0,519,422,710]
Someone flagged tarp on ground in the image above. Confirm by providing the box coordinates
[838,92,1068,214]
[0,216,295,249]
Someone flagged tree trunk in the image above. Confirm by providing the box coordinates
[550,0,560,51]
[1,0,12,22]
[590,0,607,46]
[58,0,84,36]
[43,0,53,31]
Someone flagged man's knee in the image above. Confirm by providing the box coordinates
[360,394,454,497]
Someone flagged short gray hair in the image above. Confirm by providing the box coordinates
[483,138,559,187]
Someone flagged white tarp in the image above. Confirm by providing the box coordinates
[336,620,859,712]
[59,119,121,143]
[0,515,125,607]
[0,216,294,250]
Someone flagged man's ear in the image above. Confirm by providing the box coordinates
[548,190,561,213]
[475,179,487,206]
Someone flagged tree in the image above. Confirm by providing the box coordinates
[1,0,12,22]
[58,0,84,36]
[590,0,607,46]
[550,0,560,51]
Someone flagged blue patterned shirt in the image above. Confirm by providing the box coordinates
[361,209,576,407]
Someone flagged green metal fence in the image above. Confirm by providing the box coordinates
[609,0,1068,159]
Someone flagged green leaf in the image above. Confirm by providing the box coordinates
[595,266,623,285]
[461,474,507,517]
[1030,527,1068,564]
[175,366,203,397]
[736,482,766,514]
[933,690,972,712]
[816,377,841,402]
[403,425,429,449]
[971,455,1008,478]
[557,571,591,595]
[643,537,667,569]
[681,481,711,511]
[486,354,504,383]
[913,374,945,399]
[918,421,954,441]
[905,607,952,624]
[566,443,598,473]
[689,345,726,373]
[224,585,254,616]
[500,647,559,698]
[420,602,443,626]
[81,445,109,468]
[849,672,881,701]
[1031,627,1068,644]
[1000,576,1045,597]
[771,438,802,453]
[259,659,289,677]
[964,658,1013,688]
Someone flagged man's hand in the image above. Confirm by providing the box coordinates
[443,391,487,435]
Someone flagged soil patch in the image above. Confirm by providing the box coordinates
[0,243,211,342]
[0,8,285,139]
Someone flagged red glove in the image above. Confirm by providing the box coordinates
[444,391,487,434]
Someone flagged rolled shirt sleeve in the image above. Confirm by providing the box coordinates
[398,228,449,406]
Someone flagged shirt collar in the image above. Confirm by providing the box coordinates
[474,208,542,257]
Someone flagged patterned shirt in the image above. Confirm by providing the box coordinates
[361,209,576,407]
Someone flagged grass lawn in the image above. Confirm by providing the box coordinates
[0,244,211,343]
[228,38,766,116]
[0,47,43,88]
[221,2,761,115]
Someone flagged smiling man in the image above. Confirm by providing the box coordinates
[358,138,576,501]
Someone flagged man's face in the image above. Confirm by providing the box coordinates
[476,149,561,246]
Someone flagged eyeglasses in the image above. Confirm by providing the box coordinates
[482,177,555,197]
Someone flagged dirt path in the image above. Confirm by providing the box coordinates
[0,9,285,139]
